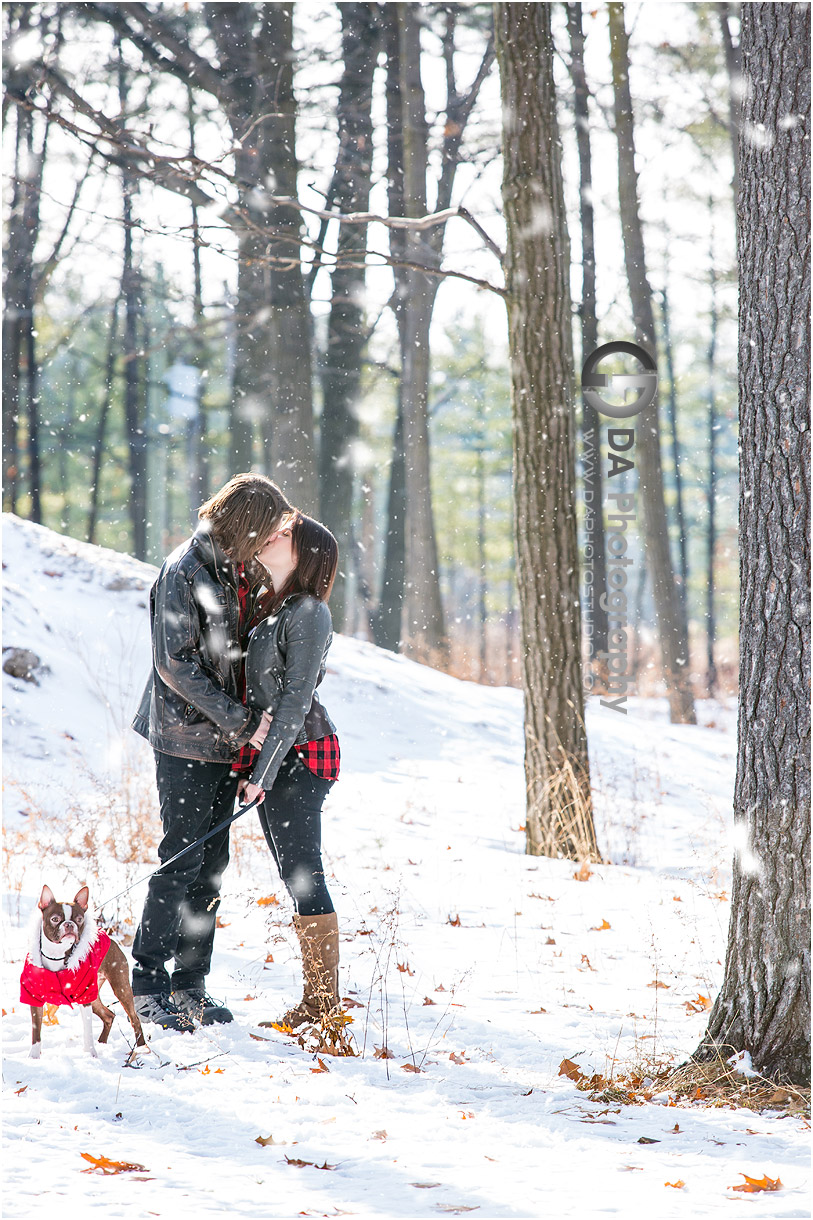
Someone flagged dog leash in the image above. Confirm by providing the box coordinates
[98,793,264,912]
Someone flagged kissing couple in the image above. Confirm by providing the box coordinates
[129,473,346,1047]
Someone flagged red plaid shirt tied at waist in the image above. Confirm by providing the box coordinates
[235,566,340,783]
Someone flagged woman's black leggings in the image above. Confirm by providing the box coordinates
[256,749,335,917]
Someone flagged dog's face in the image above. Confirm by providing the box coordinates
[38,884,90,948]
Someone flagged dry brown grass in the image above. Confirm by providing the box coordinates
[569,1042,811,1116]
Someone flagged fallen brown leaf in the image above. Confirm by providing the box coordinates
[397,962,414,975]
[558,1058,585,1083]
[545,937,556,945]
[449,1052,466,1065]
[81,1153,147,1175]
[256,895,280,906]
[447,913,461,927]
[215,917,229,928]
[285,1156,313,1168]
[255,1134,276,1147]
[731,1173,782,1193]
[573,861,593,882]
[637,1136,660,1144]
[14,1086,27,1095]
[683,993,712,1013]
[249,1033,272,1042]
[311,1058,329,1074]
[423,996,436,1006]
[401,1062,423,1073]
[374,1046,394,1059]
[529,1007,547,1014]
[591,919,611,931]
[370,1130,387,1141]
[665,1180,685,1189]
[647,980,670,989]
[411,1182,441,1189]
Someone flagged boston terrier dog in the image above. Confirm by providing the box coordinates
[21,884,149,1063]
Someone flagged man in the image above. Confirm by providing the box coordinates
[131,473,291,1030]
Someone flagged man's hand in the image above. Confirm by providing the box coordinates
[249,710,273,749]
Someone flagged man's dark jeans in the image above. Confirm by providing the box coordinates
[131,752,239,996]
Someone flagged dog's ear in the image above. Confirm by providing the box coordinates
[73,886,90,911]
[39,884,55,910]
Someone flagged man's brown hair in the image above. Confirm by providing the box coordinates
[271,514,339,608]
[198,474,292,580]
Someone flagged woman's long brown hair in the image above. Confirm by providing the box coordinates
[270,514,339,609]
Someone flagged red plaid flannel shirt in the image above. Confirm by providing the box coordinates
[232,565,340,782]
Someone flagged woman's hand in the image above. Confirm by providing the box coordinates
[239,780,265,805]
[249,710,273,749]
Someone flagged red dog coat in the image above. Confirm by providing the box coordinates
[20,931,111,1007]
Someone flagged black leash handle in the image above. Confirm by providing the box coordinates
[98,793,264,911]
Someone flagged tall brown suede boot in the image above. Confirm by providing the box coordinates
[260,912,339,1030]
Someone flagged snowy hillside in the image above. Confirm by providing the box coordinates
[2,514,808,1219]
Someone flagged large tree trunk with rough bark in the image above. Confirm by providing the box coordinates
[608,2,696,726]
[495,3,599,862]
[319,2,379,627]
[695,1,810,1085]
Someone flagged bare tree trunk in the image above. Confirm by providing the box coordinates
[496,2,598,862]
[319,2,379,626]
[719,2,742,221]
[87,300,120,544]
[656,273,690,613]
[374,8,408,652]
[187,85,208,507]
[695,1,810,1085]
[118,47,147,559]
[566,2,609,674]
[2,82,46,522]
[608,2,696,725]
[705,200,719,696]
[258,3,317,512]
[397,2,447,663]
[205,3,317,497]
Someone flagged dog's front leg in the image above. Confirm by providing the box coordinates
[30,1006,43,1058]
[80,1004,98,1057]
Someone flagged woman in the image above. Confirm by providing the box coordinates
[234,512,343,1032]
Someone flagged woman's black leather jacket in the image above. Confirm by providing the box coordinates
[245,592,337,791]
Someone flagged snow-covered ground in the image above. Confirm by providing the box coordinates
[2,514,808,1218]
